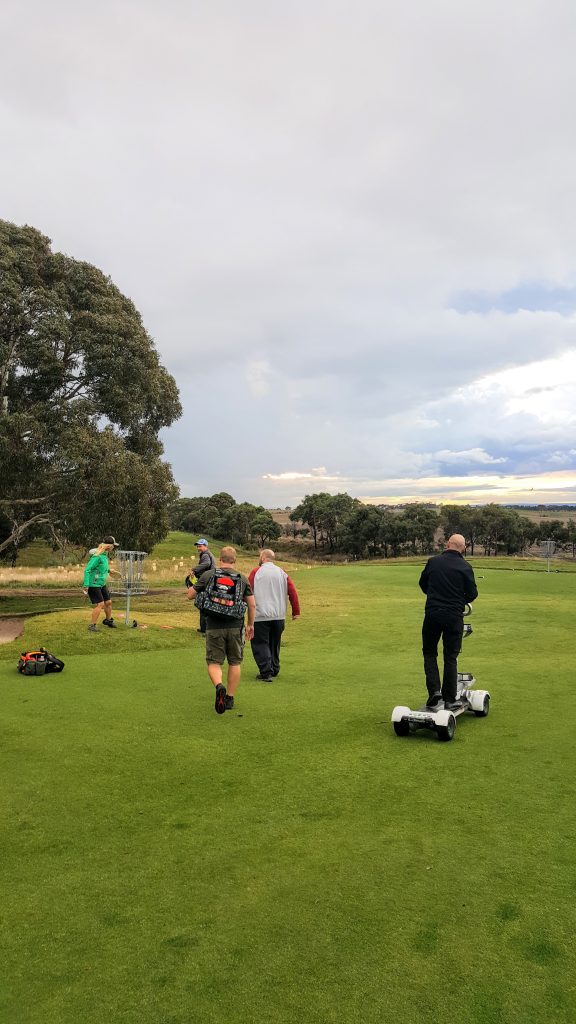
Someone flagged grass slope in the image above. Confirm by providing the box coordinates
[0,565,575,1023]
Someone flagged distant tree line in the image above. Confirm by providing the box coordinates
[289,494,439,557]
[168,490,576,561]
[287,494,576,559]
[169,493,282,547]
[438,504,576,557]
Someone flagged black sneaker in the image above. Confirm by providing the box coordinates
[214,684,227,714]
[256,674,273,683]
[88,623,98,633]
[426,692,442,708]
[224,695,235,711]
[103,618,117,628]
[444,700,461,711]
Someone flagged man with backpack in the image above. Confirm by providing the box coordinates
[187,538,216,634]
[186,546,255,714]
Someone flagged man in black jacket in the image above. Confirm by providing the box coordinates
[419,534,478,710]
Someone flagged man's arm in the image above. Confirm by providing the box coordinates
[419,562,430,594]
[287,575,300,618]
[186,568,209,601]
[464,567,478,603]
[245,594,256,641]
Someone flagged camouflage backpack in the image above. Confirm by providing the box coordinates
[195,569,247,619]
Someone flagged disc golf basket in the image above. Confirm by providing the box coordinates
[540,539,556,574]
[108,551,148,627]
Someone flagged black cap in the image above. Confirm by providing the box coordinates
[103,535,119,547]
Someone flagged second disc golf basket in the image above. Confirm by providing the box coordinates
[540,539,556,574]
[108,550,148,627]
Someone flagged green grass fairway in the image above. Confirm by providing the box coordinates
[1,564,575,1023]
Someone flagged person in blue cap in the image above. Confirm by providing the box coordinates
[188,538,216,633]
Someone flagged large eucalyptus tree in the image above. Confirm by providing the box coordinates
[0,219,182,557]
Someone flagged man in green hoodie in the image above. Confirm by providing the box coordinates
[83,536,120,632]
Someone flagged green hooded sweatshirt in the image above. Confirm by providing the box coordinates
[83,553,110,588]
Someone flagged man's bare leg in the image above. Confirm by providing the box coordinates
[208,662,227,714]
[103,599,113,621]
[207,664,223,687]
[226,664,241,696]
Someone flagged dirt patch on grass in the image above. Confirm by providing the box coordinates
[0,617,25,645]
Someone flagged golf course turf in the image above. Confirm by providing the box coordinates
[1,560,575,1023]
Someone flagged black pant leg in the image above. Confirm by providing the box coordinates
[441,615,463,702]
[422,613,442,697]
[251,621,272,675]
[269,620,285,676]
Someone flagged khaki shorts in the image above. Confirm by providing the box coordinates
[205,627,245,666]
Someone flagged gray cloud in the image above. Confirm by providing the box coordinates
[2,0,576,505]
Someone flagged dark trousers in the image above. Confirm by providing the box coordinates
[422,609,463,702]
[251,619,285,677]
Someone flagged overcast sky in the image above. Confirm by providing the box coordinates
[2,0,576,506]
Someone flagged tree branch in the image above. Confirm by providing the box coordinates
[60,378,88,402]
[0,496,52,506]
[0,514,52,555]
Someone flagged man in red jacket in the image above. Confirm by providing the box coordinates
[248,549,300,683]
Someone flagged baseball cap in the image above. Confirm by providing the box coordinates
[103,535,119,547]
[195,538,208,546]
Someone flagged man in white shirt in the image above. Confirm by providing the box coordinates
[248,549,300,682]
